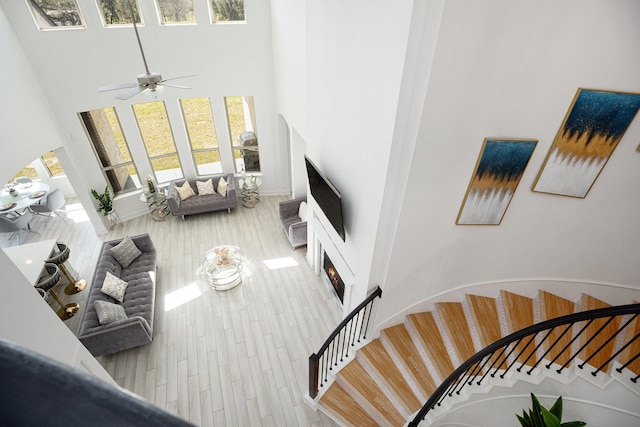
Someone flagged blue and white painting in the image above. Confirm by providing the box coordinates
[457,138,537,225]
[533,88,640,198]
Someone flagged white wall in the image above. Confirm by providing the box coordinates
[272,0,414,310]
[377,0,640,323]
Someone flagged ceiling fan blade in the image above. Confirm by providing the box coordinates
[98,82,139,92]
[159,83,192,89]
[116,85,146,100]
[159,74,198,83]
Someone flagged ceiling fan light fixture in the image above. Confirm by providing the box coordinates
[143,84,165,99]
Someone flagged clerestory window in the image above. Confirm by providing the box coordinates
[26,0,85,30]
[209,0,245,23]
[155,0,196,24]
[95,0,142,26]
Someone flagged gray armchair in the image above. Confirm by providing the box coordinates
[278,197,308,248]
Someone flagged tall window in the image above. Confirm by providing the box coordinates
[225,96,260,172]
[210,0,245,23]
[180,98,222,175]
[27,0,85,29]
[41,152,65,177]
[80,107,141,195]
[132,101,184,183]
[96,0,141,26]
[156,0,195,24]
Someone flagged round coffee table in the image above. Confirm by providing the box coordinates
[203,245,243,290]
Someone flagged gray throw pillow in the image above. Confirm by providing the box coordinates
[94,300,127,325]
[110,236,142,268]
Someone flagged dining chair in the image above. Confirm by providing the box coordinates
[30,188,66,222]
[0,211,38,245]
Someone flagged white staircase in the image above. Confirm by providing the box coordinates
[315,290,640,426]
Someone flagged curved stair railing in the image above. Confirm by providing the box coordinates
[408,303,640,426]
[309,286,382,399]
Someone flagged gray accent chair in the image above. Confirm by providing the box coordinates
[166,174,237,219]
[77,234,157,357]
[0,211,38,244]
[30,188,66,221]
[279,197,308,248]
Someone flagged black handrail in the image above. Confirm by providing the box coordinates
[308,286,382,399]
[408,303,640,426]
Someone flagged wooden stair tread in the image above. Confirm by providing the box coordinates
[407,312,455,380]
[339,359,405,426]
[620,300,640,375]
[382,324,437,396]
[467,295,502,346]
[435,302,476,362]
[539,291,575,366]
[320,381,379,427]
[360,340,422,412]
[467,294,507,369]
[500,291,536,364]
[580,294,619,372]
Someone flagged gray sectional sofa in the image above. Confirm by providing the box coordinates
[166,174,237,219]
[77,234,157,357]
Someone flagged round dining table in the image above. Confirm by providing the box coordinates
[0,182,51,216]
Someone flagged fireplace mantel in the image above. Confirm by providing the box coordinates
[309,215,354,313]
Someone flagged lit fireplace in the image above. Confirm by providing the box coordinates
[323,252,345,303]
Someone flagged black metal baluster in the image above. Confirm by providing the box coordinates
[517,332,544,373]
[588,316,640,375]
[577,316,617,369]
[498,340,522,378]
[527,324,574,374]
[548,319,592,372]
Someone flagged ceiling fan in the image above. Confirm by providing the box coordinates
[98,3,195,100]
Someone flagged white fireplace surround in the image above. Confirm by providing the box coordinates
[308,213,353,315]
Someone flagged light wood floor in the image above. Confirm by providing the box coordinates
[1,195,342,426]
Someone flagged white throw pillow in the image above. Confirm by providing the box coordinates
[94,300,127,325]
[110,235,142,268]
[196,179,215,195]
[176,181,196,201]
[298,201,308,221]
[217,176,228,197]
[101,271,129,303]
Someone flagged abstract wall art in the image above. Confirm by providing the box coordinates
[457,138,537,225]
[533,88,640,198]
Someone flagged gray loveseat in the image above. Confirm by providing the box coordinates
[77,234,157,357]
[279,197,308,248]
[167,174,237,219]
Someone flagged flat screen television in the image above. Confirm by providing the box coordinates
[304,156,346,241]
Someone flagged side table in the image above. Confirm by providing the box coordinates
[237,176,262,208]
[140,189,170,221]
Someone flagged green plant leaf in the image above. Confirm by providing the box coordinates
[530,394,545,427]
[549,396,563,421]
[516,413,530,427]
[541,406,561,427]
